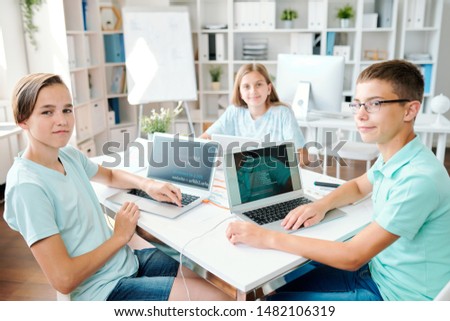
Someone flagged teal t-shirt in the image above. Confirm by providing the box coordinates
[205,104,306,149]
[4,145,138,300]
[367,136,450,300]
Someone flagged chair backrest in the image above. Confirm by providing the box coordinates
[434,280,450,301]
[56,291,71,301]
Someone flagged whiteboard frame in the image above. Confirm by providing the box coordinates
[122,6,197,105]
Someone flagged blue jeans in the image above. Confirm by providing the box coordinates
[268,262,383,301]
[107,248,179,301]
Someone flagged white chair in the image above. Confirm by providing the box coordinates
[434,280,450,301]
[56,291,71,301]
[323,129,379,179]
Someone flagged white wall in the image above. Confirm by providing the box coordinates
[0,0,28,101]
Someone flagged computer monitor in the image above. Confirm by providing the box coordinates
[276,54,345,118]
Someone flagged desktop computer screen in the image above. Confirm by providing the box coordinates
[276,54,345,118]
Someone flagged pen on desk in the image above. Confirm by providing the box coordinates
[313,181,341,188]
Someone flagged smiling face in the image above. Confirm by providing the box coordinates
[19,83,74,151]
[239,71,272,111]
[353,79,419,153]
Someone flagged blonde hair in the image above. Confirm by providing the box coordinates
[12,73,66,124]
[231,63,287,108]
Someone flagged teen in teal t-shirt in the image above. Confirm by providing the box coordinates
[368,136,450,300]
[5,146,138,300]
[225,60,450,300]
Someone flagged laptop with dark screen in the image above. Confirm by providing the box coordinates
[223,142,345,232]
[107,133,219,218]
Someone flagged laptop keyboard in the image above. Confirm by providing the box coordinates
[128,189,199,207]
[243,197,312,225]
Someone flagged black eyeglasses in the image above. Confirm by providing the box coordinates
[349,99,411,114]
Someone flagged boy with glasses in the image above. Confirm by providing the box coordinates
[226,59,450,300]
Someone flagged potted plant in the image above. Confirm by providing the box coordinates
[141,103,183,139]
[20,0,45,50]
[209,65,222,90]
[336,4,354,28]
[281,8,298,29]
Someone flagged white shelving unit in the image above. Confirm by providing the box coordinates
[168,0,408,133]
[25,0,443,147]
[398,0,443,113]
[24,0,138,155]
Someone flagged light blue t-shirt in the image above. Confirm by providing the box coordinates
[367,136,450,300]
[205,104,306,149]
[4,145,138,301]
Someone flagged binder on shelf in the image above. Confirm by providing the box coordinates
[413,0,426,28]
[333,45,351,62]
[70,73,77,104]
[215,33,225,61]
[67,35,76,68]
[290,33,314,55]
[420,64,432,94]
[108,98,121,124]
[326,32,336,56]
[233,2,245,30]
[104,34,125,63]
[200,34,209,61]
[260,1,275,30]
[84,36,91,66]
[90,102,106,133]
[208,34,216,60]
[405,0,425,29]
[308,0,325,29]
[111,66,125,94]
[248,2,260,30]
[313,34,321,55]
[375,0,393,28]
[82,0,88,30]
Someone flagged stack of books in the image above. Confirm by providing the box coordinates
[242,38,268,60]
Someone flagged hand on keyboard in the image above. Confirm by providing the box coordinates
[281,200,328,230]
[138,180,182,206]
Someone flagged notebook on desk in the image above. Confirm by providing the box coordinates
[107,133,219,219]
[223,142,345,233]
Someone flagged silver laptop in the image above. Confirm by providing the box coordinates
[211,134,262,169]
[107,133,219,219]
[223,142,345,233]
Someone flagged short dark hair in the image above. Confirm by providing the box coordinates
[12,73,66,124]
[357,59,424,102]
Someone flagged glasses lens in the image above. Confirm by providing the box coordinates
[366,100,381,113]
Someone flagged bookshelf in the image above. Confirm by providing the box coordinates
[23,0,137,155]
[398,0,443,113]
[24,0,444,150]
[166,0,401,133]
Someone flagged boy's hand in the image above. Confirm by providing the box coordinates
[114,202,140,245]
[282,201,328,230]
[143,180,182,207]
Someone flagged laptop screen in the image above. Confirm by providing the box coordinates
[147,134,218,190]
[229,143,300,205]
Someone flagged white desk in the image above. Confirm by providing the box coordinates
[92,151,372,300]
[299,113,450,164]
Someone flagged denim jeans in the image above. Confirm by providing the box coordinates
[107,248,179,301]
[268,262,383,301]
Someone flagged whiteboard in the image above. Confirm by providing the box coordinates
[122,6,197,104]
